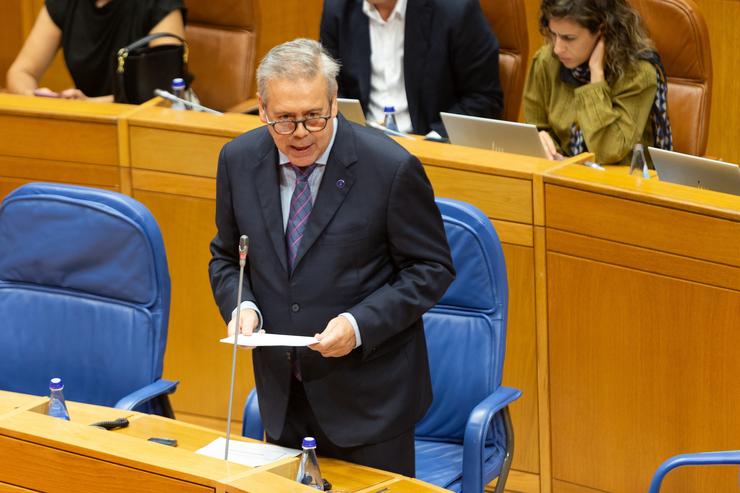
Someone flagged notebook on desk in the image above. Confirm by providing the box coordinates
[649,147,740,195]
[337,98,366,125]
[440,112,549,159]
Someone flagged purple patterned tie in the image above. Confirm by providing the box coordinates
[286,164,317,272]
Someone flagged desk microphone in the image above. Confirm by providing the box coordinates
[153,89,223,115]
[224,235,249,460]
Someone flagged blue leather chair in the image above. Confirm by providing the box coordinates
[242,198,521,492]
[648,451,740,493]
[0,183,178,417]
[414,198,520,493]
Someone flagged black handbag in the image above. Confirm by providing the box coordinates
[113,32,189,104]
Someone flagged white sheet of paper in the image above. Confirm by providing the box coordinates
[195,437,300,467]
[220,333,318,347]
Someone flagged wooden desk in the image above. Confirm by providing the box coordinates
[0,93,135,198]
[542,164,740,493]
[0,390,447,492]
[11,96,738,492]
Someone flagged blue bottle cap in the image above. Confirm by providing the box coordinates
[302,436,317,448]
[172,77,185,89]
[383,106,396,113]
[49,377,64,390]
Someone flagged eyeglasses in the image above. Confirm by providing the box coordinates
[265,112,332,135]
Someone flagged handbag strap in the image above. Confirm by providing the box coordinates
[116,32,188,74]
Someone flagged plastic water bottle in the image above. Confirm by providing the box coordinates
[383,106,399,132]
[629,143,649,179]
[296,437,324,490]
[170,77,187,110]
[47,377,70,420]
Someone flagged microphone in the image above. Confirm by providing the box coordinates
[224,234,249,460]
[366,120,415,140]
[153,88,223,115]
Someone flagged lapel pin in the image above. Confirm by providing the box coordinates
[336,179,345,189]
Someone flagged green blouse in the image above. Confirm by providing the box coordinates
[524,45,657,164]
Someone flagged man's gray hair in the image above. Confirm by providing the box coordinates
[257,38,340,105]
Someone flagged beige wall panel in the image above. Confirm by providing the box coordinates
[0,115,118,165]
[133,190,255,422]
[130,127,228,177]
[502,244,540,474]
[548,253,740,493]
[545,185,740,267]
[425,165,533,224]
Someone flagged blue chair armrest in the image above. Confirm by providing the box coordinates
[114,379,179,411]
[648,451,740,493]
[242,388,264,440]
[462,386,522,493]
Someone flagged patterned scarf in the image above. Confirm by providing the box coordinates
[561,51,673,156]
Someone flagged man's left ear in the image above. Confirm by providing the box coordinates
[331,93,339,117]
[257,96,267,123]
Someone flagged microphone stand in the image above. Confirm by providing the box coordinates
[225,235,249,460]
[153,89,223,115]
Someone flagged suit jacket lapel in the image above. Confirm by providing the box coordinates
[404,0,433,129]
[254,139,289,273]
[292,118,357,272]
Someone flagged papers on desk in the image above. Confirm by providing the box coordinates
[196,437,300,467]
[219,333,319,347]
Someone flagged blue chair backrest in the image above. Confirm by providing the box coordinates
[415,198,509,442]
[0,183,171,407]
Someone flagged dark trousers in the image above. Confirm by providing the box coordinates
[267,375,416,477]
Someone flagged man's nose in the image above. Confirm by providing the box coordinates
[293,121,310,138]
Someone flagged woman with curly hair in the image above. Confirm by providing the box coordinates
[524,0,672,163]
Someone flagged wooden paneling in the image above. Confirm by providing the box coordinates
[547,228,740,291]
[548,253,740,493]
[426,165,533,224]
[502,244,540,474]
[0,1,25,89]
[0,434,214,492]
[0,482,36,493]
[697,0,740,163]
[133,190,256,423]
[0,156,120,187]
[545,184,740,267]
[129,127,229,177]
[0,114,118,165]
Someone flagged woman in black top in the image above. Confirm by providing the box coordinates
[7,0,184,101]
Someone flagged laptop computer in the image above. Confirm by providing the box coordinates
[337,98,366,125]
[440,112,549,159]
[649,147,740,195]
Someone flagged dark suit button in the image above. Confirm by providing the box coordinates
[285,351,291,360]
[291,303,300,313]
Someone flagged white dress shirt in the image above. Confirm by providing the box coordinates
[236,120,362,347]
[363,0,412,133]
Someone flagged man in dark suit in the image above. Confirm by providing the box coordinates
[209,39,454,476]
[320,0,503,136]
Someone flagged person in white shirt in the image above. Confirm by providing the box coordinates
[321,0,503,136]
